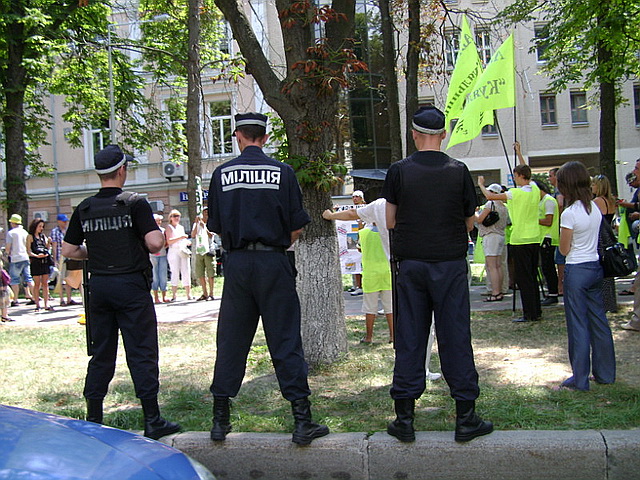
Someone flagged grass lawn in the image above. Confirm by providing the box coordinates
[2,296,640,434]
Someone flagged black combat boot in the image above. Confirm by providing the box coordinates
[454,400,493,442]
[140,398,181,440]
[210,396,232,442]
[291,398,330,446]
[85,398,103,424]
[387,398,415,442]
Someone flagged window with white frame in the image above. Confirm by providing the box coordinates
[475,28,492,64]
[570,91,588,125]
[207,100,233,156]
[84,119,109,168]
[540,94,557,126]
[444,29,460,69]
[482,124,498,136]
[534,24,549,63]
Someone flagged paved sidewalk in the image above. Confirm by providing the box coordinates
[3,276,635,327]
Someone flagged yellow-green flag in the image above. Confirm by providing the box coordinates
[444,16,483,123]
[447,33,515,149]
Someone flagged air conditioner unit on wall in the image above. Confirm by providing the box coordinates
[33,211,49,221]
[162,161,186,181]
[148,200,165,213]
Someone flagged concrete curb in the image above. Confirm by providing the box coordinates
[165,430,640,480]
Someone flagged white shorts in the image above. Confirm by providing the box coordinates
[482,233,505,257]
[362,290,393,314]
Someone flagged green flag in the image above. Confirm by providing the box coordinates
[447,33,515,149]
[444,16,483,123]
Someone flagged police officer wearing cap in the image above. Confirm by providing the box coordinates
[207,112,329,445]
[62,144,180,440]
[382,106,493,443]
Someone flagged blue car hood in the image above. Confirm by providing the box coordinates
[0,404,197,480]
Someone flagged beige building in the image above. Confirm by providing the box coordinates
[2,0,639,231]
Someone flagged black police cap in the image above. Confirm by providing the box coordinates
[94,145,133,174]
[234,112,268,130]
[412,106,446,135]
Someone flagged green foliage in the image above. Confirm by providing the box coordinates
[268,113,347,190]
[500,0,640,101]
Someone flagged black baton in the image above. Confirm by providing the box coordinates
[82,260,93,356]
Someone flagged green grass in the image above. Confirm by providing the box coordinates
[2,304,640,434]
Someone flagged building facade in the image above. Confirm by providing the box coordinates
[1,0,639,230]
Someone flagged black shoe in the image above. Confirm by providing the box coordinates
[210,397,232,441]
[141,398,181,440]
[85,398,103,424]
[541,296,558,306]
[10,301,19,307]
[455,400,493,442]
[26,299,36,305]
[291,398,329,446]
[387,398,415,443]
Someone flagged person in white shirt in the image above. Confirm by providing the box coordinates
[556,161,615,391]
[5,214,34,306]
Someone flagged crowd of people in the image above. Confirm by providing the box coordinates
[1,212,84,321]
[2,106,637,445]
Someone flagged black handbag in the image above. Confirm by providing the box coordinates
[482,202,500,227]
[599,217,635,278]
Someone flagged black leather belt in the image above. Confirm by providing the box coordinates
[235,242,285,253]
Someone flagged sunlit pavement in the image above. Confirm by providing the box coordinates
[3,276,634,327]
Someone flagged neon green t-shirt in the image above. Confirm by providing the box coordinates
[508,182,541,245]
[359,227,392,293]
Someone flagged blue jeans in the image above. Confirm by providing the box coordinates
[563,261,615,390]
[150,255,168,292]
[9,260,33,285]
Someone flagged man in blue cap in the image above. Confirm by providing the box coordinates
[207,112,329,445]
[382,106,493,443]
[62,144,180,440]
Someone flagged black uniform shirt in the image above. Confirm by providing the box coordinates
[382,150,476,261]
[65,187,159,273]
[207,146,310,250]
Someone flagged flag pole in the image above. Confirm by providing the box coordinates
[493,110,514,179]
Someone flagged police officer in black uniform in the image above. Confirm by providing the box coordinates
[62,144,180,440]
[382,107,492,443]
[207,112,329,446]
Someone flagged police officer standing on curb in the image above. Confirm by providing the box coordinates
[62,144,181,440]
[207,112,329,446]
[382,106,493,443]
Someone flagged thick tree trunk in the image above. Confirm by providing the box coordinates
[186,0,203,220]
[2,10,29,221]
[404,0,420,157]
[297,187,348,365]
[378,0,402,164]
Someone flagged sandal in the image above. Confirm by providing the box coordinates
[483,293,504,302]
[618,289,634,296]
[1,316,15,322]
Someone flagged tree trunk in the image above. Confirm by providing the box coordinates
[597,40,617,194]
[186,0,203,221]
[297,187,348,365]
[2,9,29,221]
[378,0,402,164]
[404,0,420,157]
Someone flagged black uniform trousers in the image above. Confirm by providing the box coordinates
[390,258,480,402]
[210,250,311,401]
[83,272,160,400]
[540,237,559,295]
[510,243,542,320]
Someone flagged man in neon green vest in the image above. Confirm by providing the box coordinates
[538,182,560,305]
[479,159,542,322]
